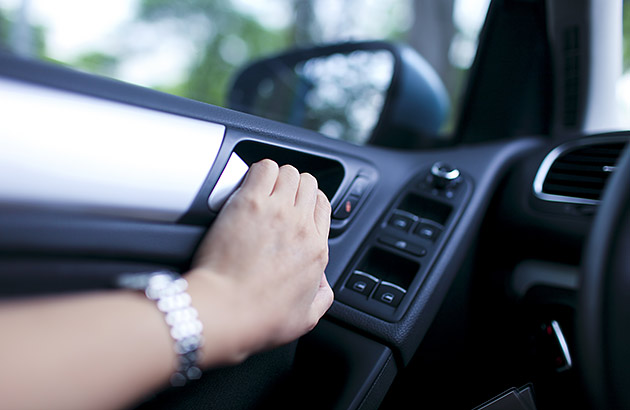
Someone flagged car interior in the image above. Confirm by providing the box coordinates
[1,0,629,409]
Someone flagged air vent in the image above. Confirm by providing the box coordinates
[534,136,629,205]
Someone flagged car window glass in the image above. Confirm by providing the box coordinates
[0,0,490,140]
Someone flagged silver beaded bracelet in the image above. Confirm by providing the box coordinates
[117,271,204,387]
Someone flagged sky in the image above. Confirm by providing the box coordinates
[1,0,135,58]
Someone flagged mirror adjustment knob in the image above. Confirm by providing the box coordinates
[429,161,460,189]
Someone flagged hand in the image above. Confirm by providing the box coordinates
[187,159,334,366]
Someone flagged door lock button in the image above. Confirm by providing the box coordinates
[333,194,360,219]
[332,175,372,220]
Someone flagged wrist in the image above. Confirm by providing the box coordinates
[184,269,253,367]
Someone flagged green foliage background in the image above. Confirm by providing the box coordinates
[1,1,629,107]
[137,0,293,106]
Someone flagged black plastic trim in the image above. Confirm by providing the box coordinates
[336,168,472,322]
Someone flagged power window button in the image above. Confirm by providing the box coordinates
[415,223,442,241]
[345,271,379,296]
[388,214,414,232]
[378,235,427,257]
[373,282,406,307]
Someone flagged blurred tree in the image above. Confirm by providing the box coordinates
[0,4,46,58]
[137,0,292,106]
[0,9,9,50]
[73,52,119,77]
[293,0,318,45]
[408,0,455,85]
[408,0,458,134]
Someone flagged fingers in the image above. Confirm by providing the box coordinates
[239,159,279,197]
[271,164,300,199]
[238,160,330,236]
[294,172,318,208]
[313,190,331,236]
[240,161,304,203]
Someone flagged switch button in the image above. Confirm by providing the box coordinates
[388,214,414,232]
[333,194,360,219]
[378,235,427,257]
[415,223,442,241]
[373,282,406,307]
[346,271,379,296]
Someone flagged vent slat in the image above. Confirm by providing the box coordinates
[545,173,607,185]
[560,154,618,164]
[543,184,601,199]
[551,162,611,173]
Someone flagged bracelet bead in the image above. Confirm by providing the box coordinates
[117,271,204,387]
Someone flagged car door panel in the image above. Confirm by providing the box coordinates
[0,52,546,408]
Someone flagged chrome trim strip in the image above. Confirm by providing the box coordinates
[532,135,629,205]
[390,209,420,222]
[0,78,226,221]
[351,270,381,283]
[379,281,407,294]
[207,152,249,212]
[551,320,573,371]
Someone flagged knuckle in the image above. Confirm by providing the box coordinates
[300,172,317,187]
[254,159,279,173]
[315,246,329,266]
[317,190,331,211]
[279,164,299,174]
[295,225,309,240]
[271,164,299,187]
[271,209,284,223]
[257,158,278,168]
[236,193,262,213]
[280,165,301,184]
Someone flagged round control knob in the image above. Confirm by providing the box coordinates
[430,162,460,189]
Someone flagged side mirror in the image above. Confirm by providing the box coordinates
[227,41,449,149]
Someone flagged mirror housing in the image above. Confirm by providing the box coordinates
[227,41,449,149]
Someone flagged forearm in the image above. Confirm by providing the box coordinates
[0,270,283,410]
[0,290,175,410]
